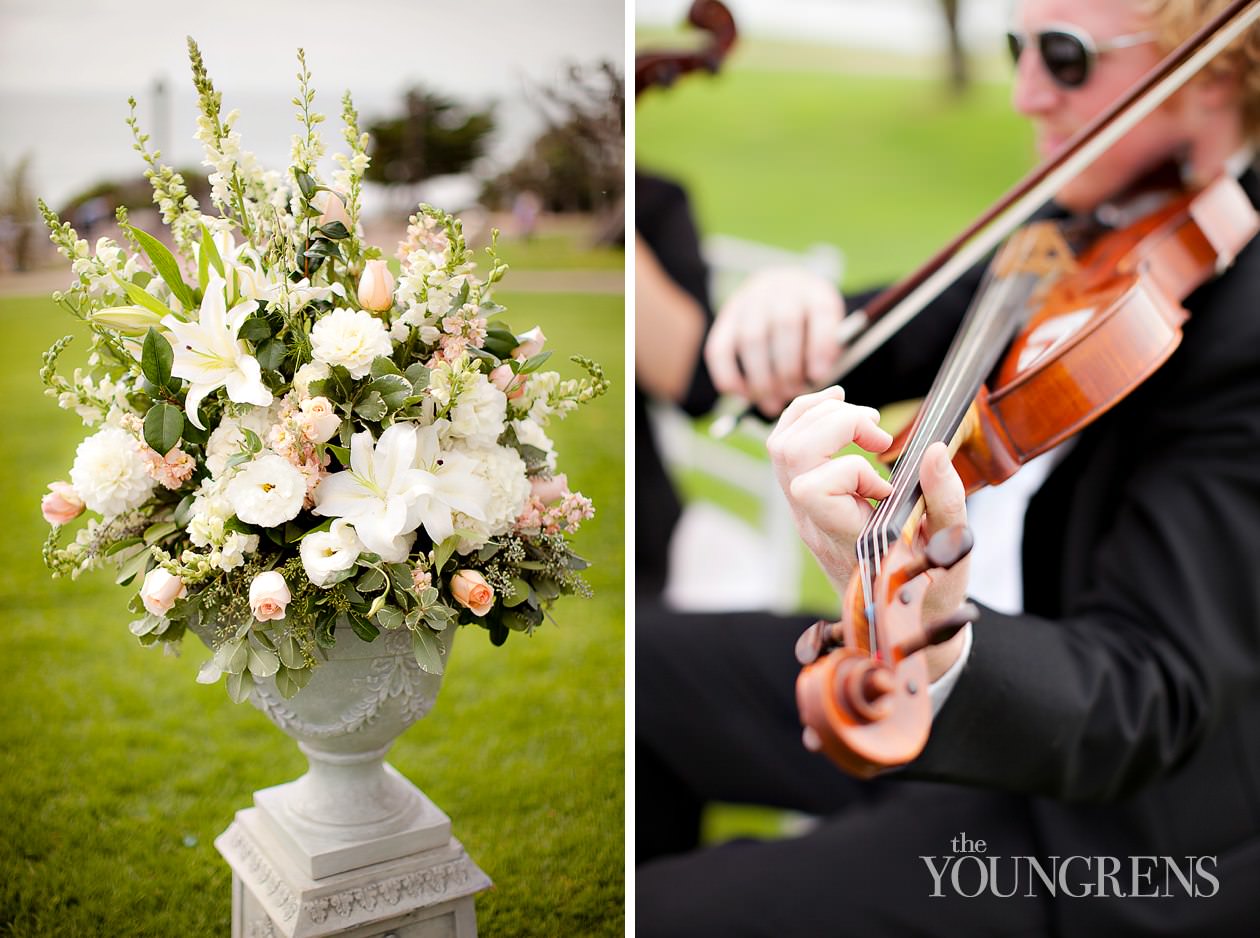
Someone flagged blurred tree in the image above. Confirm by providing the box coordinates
[0,154,38,271]
[365,88,496,184]
[940,0,969,95]
[482,62,625,219]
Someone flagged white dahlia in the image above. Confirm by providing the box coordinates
[309,307,392,379]
[226,454,307,528]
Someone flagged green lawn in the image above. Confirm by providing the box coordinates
[0,280,624,935]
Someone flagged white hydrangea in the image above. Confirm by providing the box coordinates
[511,418,558,472]
[447,373,507,447]
[69,426,157,518]
[310,307,393,379]
[226,454,307,528]
[452,442,531,553]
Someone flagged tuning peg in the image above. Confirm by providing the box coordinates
[924,524,974,571]
[795,619,844,665]
[892,602,978,660]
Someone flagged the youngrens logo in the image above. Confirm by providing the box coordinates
[922,833,1219,899]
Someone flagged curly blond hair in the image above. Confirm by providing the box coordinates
[1139,0,1260,139]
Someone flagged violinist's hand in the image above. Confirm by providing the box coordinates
[767,387,893,593]
[768,389,970,682]
[705,266,845,416]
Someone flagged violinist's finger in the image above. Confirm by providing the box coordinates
[735,306,776,411]
[703,307,748,399]
[769,298,807,403]
[769,399,890,480]
[770,385,845,436]
[788,454,893,528]
[803,284,846,386]
[918,441,967,537]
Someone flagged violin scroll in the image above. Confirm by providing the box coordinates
[795,525,973,778]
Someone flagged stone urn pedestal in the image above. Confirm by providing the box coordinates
[214,627,491,938]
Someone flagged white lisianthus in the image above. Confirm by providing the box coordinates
[452,443,531,553]
[300,518,363,587]
[162,273,273,429]
[226,454,306,527]
[511,418,558,472]
[69,426,157,518]
[447,372,507,447]
[310,307,393,379]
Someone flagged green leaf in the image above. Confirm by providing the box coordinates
[104,537,143,556]
[323,443,351,466]
[488,621,509,647]
[354,391,386,422]
[143,521,177,544]
[141,328,175,389]
[114,276,177,321]
[115,548,150,586]
[405,363,430,392]
[199,223,225,278]
[376,606,405,630]
[502,576,530,608]
[295,170,318,201]
[255,338,287,372]
[144,402,184,456]
[348,613,380,643]
[274,668,300,699]
[370,356,403,378]
[318,221,350,240]
[247,643,280,678]
[277,636,304,669]
[239,317,272,343]
[433,536,459,576]
[419,586,439,606]
[128,225,196,311]
[225,670,251,704]
[519,351,553,374]
[412,629,446,675]
[357,567,386,592]
[366,375,412,412]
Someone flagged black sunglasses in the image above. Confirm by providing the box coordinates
[1006,23,1156,89]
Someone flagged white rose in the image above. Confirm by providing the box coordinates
[249,570,291,622]
[69,426,157,518]
[511,418,557,472]
[310,307,393,379]
[298,397,342,443]
[300,518,363,588]
[293,360,330,399]
[140,568,186,617]
[226,454,306,528]
[448,373,507,447]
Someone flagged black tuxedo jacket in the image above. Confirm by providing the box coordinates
[842,172,1260,935]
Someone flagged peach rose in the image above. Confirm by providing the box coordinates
[450,569,494,616]
[249,570,291,622]
[41,481,85,525]
[513,326,546,360]
[357,259,396,312]
[312,189,351,230]
[140,568,186,617]
[530,473,568,504]
[489,364,527,400]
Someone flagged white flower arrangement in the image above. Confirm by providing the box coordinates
[38,40,607,702]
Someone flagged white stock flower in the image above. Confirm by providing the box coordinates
[215,531,259,571]
[69,426,157,518]
[300,518,363,587]
[226,454,306,527]
[162,273,273,429]
[310,307,393,379]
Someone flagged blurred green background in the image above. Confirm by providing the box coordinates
[0,237,624,935]
[636,36,1035,839]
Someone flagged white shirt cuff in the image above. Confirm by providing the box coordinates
[927,621,973,717]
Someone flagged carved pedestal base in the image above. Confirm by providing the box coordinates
[217,796,491,938]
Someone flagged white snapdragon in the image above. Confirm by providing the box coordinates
[300,518,363,587]
[69,426,157,518]
[310,307,393,379]
[226,454,307,527]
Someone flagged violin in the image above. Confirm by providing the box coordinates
[635,0,737,98]
[793,0,1260,777]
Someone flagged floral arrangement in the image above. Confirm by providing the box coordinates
[37,40,606,702]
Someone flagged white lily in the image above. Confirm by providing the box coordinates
[408,422,489,544]
[161,273,272,430]
[312,423,429,562]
